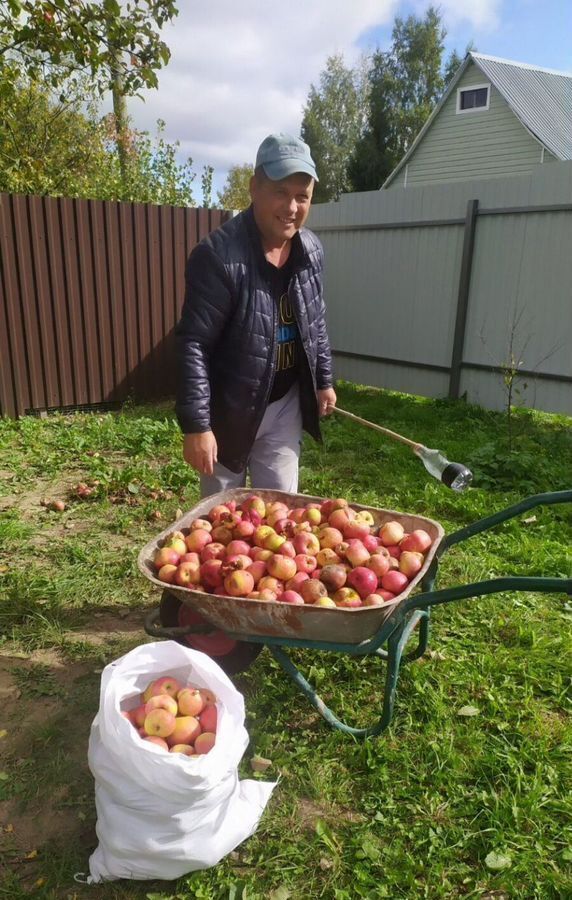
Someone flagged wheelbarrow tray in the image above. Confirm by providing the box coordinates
[138,488,444,645]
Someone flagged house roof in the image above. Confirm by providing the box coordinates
[382,52,572,188]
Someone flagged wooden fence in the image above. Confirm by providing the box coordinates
[0,193,232,417]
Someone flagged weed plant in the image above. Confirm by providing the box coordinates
[0,383,571,899]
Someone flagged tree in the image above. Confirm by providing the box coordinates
[89,116,198,206]
[217,164,253,211]
[0,72,110,196]
[300,52,369,203]
[0,1,178,96]
[0,70,199,205]
[349,7,461,190]
[0,0,179,189]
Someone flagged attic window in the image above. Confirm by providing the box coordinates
[457,84,490,113]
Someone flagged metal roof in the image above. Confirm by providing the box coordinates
[382,52,572,188]
[472,53,572,160]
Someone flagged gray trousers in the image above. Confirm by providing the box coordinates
[200,382,303,499]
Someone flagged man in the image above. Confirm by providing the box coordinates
[175,132,337,497]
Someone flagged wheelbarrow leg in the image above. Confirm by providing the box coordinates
[269,613,422,738]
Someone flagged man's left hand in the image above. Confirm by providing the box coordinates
[317,387,337,417]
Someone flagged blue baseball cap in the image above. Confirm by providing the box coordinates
[255,132,319,182]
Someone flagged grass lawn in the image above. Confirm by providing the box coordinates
[0,381,571,899]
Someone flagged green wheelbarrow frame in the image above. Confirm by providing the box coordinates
[146,490,572,737]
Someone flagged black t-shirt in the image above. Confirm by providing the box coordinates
[266,253,300,404]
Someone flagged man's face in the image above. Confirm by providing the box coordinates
[250,172,314,248]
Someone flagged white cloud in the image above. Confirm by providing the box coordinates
[121,0,503,194]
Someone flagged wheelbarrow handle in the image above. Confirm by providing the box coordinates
[441,489,572,551]
[402,575,572,614]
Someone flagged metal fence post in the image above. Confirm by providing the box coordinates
[448,198,479,399]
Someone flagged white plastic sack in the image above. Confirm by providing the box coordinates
[87,640,276,883]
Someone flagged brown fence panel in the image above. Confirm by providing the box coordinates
[0,193,232,416]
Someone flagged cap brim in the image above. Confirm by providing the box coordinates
[262,159,319,182]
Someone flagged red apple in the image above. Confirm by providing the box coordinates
[166,715,201,747]
[194,732,216,754]
[381,570,409,595]
[143,676,183,702]
[399,551,424,578]
[153,546,180,571]
[279,590,305,605]
[199,704,217,733]
[157,563,178,584]
[346,566,378,599]
[400,529,433,553]
[185,529,212,553]
[294,553,317,574]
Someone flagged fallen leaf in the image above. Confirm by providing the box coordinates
[319,857,333,870]
[269,887,291,900]
[0,729,8,739]
[458,705,480,717]
[523,515,537,524]
[175,508,184,519]
[4,823,13,832]
[485,851,512,871]
[0,772,9,781]
[250,755,272,772]
[25,849,38,859]
[34,878,46,888]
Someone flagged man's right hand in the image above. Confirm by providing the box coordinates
[183,431,218,476]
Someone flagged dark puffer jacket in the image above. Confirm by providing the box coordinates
[175,205,334,473]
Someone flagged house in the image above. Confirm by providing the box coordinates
[383,52,572,189]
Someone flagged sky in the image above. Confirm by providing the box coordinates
[123,0,572,198]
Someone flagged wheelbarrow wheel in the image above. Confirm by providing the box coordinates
[159,591,263,676]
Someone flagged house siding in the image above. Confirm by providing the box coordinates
[388,61,556,189]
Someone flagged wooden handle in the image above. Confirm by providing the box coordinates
[333,407,422,451]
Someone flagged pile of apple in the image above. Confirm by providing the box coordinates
[151,495,434,609]
[122,675,217,755]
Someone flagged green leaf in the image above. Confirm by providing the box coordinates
[562,849,572,862]
[127,482,139,494]
[485,851,512,871]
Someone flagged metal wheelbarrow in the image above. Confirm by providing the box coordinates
[140,488,572,737]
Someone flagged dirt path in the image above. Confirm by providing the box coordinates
[0,611,153,898]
